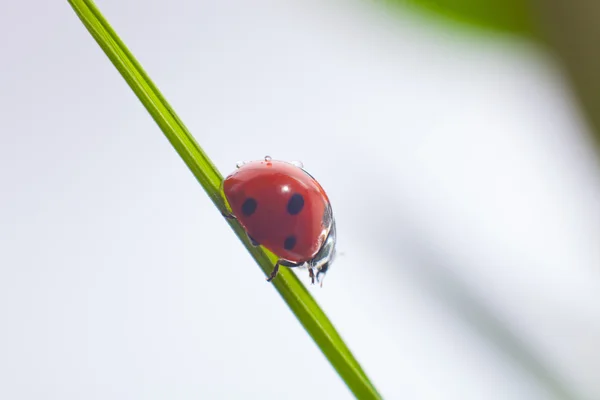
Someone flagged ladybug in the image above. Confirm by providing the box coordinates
[222,156,336,285]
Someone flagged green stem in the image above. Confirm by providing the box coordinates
[67,0,381,398]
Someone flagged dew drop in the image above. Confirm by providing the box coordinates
[290,160,304,168]
[236,161,246,168]
[264,155,272,162]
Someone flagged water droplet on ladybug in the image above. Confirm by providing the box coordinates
[236,161,246,168]
[264,155,272,162]
[290,160,304,168]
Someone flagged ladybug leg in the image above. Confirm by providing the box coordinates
[247,234,260,247]
[266,259,296,282]
[266,261,280,282]
[221,211,236,220]
[307,267,315,285]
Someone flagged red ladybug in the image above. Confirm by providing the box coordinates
[222,156,336,285]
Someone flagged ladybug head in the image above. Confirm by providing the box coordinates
[311,219,337,286]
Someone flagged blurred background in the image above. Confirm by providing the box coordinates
[1,0,599,399]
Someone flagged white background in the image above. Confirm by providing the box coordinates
[1,0,599,399]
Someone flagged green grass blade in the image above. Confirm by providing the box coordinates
[67,0,381,398]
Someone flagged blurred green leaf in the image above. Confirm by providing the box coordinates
[67,0,381,398]
[385,0,537,37]
[386,0,600,152]
[532,0,600,150]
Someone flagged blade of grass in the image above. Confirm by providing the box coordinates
[67,0,381,398]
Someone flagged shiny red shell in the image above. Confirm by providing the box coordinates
[223,160,331,264]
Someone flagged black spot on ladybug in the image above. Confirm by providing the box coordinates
[283,235,297,250]
[287,194,304,215]
[241,198,257,216]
